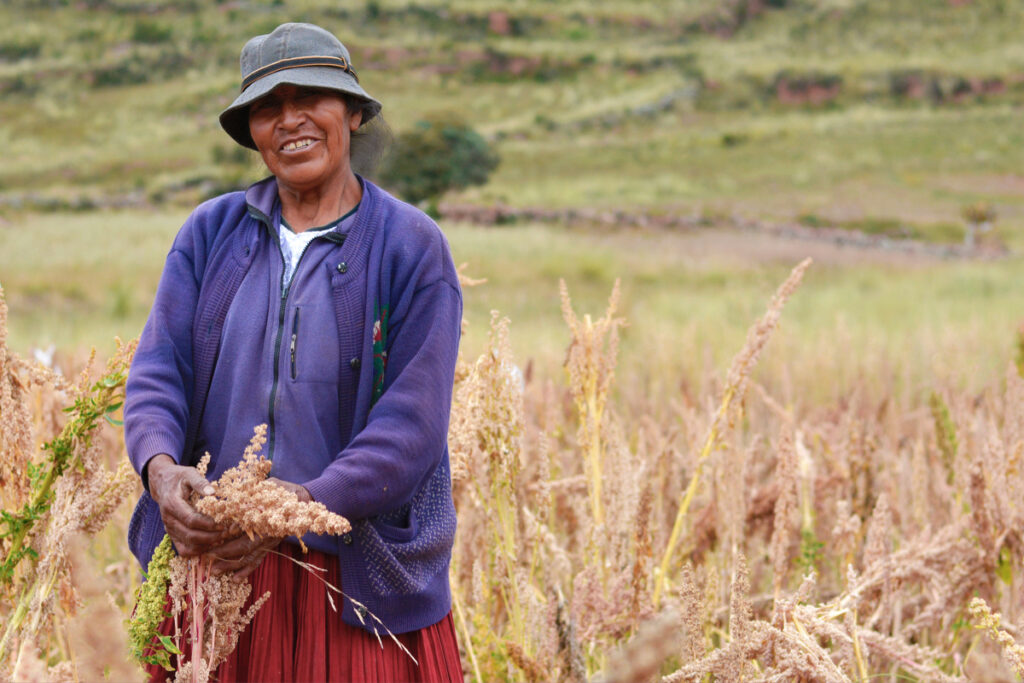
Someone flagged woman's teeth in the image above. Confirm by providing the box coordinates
[283,139,314,151]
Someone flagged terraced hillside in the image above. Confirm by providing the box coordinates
[2,0,1024,242]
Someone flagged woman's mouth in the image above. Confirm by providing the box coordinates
[282,138,316,152]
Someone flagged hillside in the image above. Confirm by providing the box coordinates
[2,0,1023,240]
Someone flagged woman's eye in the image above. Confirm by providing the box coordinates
[252,100,279,114]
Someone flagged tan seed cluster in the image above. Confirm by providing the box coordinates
[193,424,351,544]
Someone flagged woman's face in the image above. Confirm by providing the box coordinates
[248,85,362,194]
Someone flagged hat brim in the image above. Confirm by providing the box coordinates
[219,66,382,150]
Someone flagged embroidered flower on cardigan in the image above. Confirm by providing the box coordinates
[372,304,389,405]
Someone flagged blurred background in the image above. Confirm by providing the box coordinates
[2,0,1024,399]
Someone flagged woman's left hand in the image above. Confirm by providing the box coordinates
[208,533,281,579]
[207,478,313,578]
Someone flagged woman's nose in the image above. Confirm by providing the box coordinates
[279,98,306,127]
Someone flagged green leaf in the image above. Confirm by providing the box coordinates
[106,401,123,413]
[105,414,124,427]
[157,634,182,655]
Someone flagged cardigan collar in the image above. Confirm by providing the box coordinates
[244,175,373,230]
[244,174,381,282]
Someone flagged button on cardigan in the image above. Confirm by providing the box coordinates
[124,176,463,635]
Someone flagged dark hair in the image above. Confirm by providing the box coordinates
[345,95,392,177]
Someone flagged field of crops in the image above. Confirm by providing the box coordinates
[5,249,1024,681]
[4,0,1024,681]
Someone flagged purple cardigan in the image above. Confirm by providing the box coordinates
[124,177,462,634]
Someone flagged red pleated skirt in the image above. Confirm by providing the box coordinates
[146,544,464,683]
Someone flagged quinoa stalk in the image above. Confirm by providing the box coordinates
[653,259,811,608]
[0,341,135,666]
[653,384,736,609]
[0,349,132,587]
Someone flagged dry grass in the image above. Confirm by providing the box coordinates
[449,261,1024,681]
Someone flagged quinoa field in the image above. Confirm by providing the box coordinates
[4,1,1024,681]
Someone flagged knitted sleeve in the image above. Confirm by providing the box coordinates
[302,242,462,520]
[123,217,202,486]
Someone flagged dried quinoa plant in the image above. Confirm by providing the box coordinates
[968,597,1024,677]
[559,278,623,533]
[133,425,352,683]
[0,286,38,515]
[448,312,537,681]
[0,297,136,676]
[193,425,351,546]
[594,609,682,683]
[444,263,1024,681]
[770,428,798,602]
[1,338,135,593]
[654,258,812,607]
[165,553,269,683]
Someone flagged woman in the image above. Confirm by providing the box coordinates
[125,22,464,682]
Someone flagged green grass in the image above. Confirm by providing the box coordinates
[3,210,1023,405]
[475,104,1024,214]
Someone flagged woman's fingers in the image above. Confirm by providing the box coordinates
[233,557,265,581]
[160,488,226,555]
[168,470,220,531]
[181,467,215,498]
[207,534,262,562]
[148,457,233,555]
[208,536,280,576]
[164,517,232,557]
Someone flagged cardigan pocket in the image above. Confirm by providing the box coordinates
[357,463,456,598]
[370,505,419,542]
[289,304,338,384]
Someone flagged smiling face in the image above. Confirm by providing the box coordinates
[248,84,363,196]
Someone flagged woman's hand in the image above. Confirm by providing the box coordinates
[147,453,232,557]
[205,477,313,579]
[207,534,281,579]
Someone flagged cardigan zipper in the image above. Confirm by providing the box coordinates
[267,242,301,461]
[267,285,288,461]
[289,308,300,380]
[266,229,347,461]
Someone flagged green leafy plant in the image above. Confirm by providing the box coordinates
[378,117,499,214]
[128,535,179,672]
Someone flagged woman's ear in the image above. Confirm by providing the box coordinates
[349,106,363,132]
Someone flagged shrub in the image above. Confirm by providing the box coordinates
[131,20,173,45]
[0,38,43,61]
[378,117,499,211]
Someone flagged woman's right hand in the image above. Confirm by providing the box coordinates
[146,454,234,557]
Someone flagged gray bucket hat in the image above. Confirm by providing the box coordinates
[219,22,382,150]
